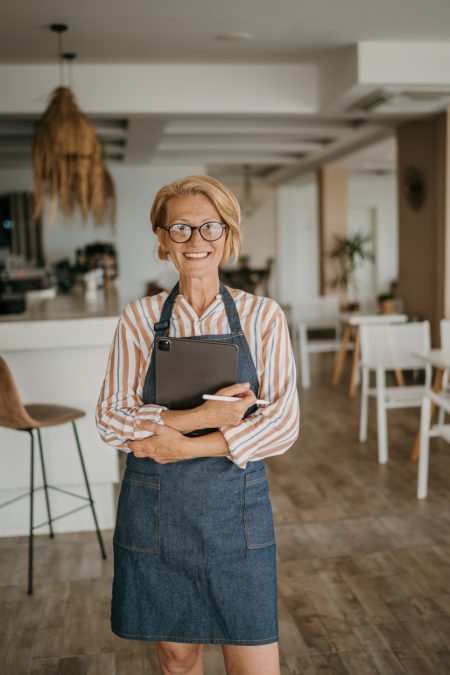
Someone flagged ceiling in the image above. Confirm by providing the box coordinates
[1,0,450,63]
[1,1,450,182]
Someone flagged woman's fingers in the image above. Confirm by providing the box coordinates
[216,382,250,397]
[134,419,162,433]
[127,439,149,453]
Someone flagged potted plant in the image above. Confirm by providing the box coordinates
[377,292,396,314]
[329,232,374,310]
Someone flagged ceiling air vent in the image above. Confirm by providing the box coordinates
[347,90,392,114]
[347,88,450,115]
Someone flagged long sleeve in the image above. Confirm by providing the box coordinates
[220,302,300,469]
[95,302,167,451]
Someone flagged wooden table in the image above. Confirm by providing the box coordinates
[331,313,408,398]
[410,349,450,461]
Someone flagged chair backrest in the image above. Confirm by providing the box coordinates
[360,321,431,370]
[0,357,34,429]
[440,319,450,351]
[290,295,340,326]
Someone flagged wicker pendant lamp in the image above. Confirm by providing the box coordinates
[32,25,116,227]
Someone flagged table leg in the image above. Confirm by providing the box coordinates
[332,323,352,387]
[410,368,444,462]
[395,369,405,386]
[349,327,361,398]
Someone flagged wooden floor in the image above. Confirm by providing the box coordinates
[2,353,450,674]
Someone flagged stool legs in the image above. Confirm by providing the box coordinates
[71,422,107,560]
[28,430,35,595]
[37,429,54,539]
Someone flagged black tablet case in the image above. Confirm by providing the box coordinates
[155,337,238,411]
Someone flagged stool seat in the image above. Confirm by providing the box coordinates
[24,404,85,428]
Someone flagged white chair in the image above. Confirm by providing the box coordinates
[359,321,432,463]
[290,296,345,389]
[437,319,450,425]
[418,389,450,498]
[345,313,407,395]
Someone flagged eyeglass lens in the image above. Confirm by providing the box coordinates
[168,222,225,242]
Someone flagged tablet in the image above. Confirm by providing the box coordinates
[155,336,238,410]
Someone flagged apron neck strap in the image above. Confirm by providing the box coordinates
[153,280,243,336]
[153,282,180,336]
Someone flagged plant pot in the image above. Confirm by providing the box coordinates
[340,302,360,312]
[379,299,396,314]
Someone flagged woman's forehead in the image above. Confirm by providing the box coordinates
[166,194,219,222]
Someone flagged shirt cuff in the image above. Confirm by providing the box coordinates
[220,423,259,469]
[132,404,168,440]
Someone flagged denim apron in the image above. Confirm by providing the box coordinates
[111,282,278,646]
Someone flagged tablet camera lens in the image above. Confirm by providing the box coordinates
[159,340,171,351]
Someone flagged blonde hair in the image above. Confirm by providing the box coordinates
[150,175,242,265]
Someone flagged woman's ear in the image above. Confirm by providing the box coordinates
[156,227,169,258]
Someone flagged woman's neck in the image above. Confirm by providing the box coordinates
[178,274,221,316]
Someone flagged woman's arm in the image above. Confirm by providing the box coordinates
[95,307,168,450]
[129,423,235,463]
[219,302,300,469]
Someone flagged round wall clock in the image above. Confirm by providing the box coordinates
[402,166,426,211]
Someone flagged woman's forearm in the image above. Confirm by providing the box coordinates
[160,406,210,434]
[182,431,231,460]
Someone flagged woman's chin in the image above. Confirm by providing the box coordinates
[177,259,219,275]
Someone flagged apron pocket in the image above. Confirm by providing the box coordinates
[244,473,276,549]
[114,470,160,553]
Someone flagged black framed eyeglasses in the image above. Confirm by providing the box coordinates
[160,222,228,243]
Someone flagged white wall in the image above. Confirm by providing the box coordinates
[109,163,204,304]
[348,172,398,297]
[276,172,398,306]
[276,180,319,306]
[225,181,277,297]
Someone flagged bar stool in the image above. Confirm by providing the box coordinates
[0,357,107,594]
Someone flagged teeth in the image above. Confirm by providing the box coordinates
[184,252,209,258]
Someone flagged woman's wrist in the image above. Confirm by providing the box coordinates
[160,405,211,434]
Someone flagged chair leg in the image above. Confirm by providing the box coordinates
[359,367,369,442]
[418,396,432,499]
[298,323,311,389]
[376,367,389,464]
[37,429,54,539]
[28,430,35,595]
[437,369,449,425]
[71,422,107,560]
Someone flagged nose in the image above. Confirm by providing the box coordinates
[190,228,203,242]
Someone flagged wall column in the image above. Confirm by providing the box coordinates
[317,165,348,295]
[397,109,450,342]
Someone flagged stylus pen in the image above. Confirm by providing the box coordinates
[202,394,271,405]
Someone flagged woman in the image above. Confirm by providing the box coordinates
[96,175,300,675]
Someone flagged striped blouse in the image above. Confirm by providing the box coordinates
[95,287,300,469]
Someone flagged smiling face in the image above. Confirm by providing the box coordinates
[157,194,226,281]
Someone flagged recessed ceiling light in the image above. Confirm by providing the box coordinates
[215,32,253,42]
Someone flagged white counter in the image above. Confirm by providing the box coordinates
[0,307,121,537]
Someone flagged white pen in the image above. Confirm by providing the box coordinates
[202,394,271,405]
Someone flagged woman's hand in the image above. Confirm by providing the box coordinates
[127,420,192,463]
[200,382,257,428]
